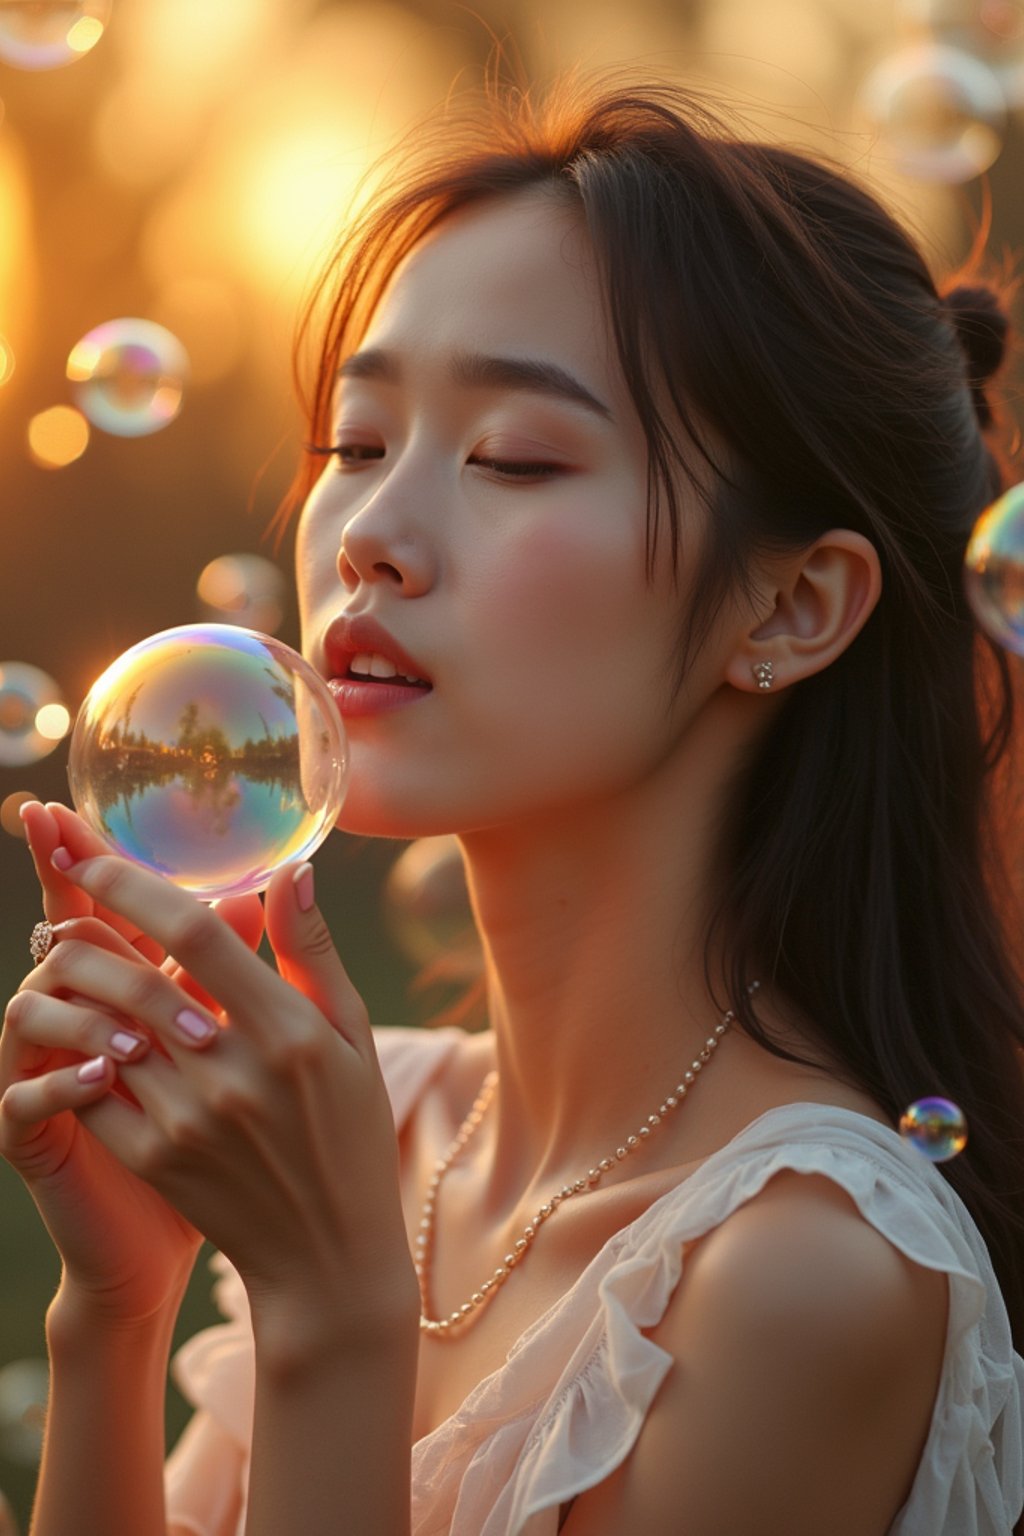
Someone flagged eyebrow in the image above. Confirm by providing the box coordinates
[335,347,613,422]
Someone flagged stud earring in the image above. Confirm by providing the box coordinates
[752,659,775,691]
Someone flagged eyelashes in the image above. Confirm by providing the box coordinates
[304,443,564,480]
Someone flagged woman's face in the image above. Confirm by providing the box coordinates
[298,186,721,839]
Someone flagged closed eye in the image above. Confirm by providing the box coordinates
[305,444,564,479]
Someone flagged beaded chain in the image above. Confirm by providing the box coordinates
[416,981,760,1337]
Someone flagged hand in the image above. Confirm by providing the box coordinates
[0,915,207,1322]
[4,848,418,1348]
[21,801,265,1010]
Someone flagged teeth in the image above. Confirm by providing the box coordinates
[349,651,425,684]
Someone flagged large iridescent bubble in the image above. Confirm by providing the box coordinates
[858,41,1006,181]
[0,0,111,70]
[964,482,1024,653]
[899,1097,968,1162]
[66,319,189,438]
[68,625,348,900]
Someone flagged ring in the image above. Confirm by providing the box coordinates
[29,920,54,966]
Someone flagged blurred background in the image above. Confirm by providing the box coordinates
[0,0,1022,1526]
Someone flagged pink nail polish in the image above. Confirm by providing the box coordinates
[51,847,73,872]
[175,1008,216,1043]
[293,863,315,913]
[77,1056,107,1084]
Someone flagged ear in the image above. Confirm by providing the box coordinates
[723,530,882,694]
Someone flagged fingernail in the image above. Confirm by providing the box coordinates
[17,801,37,824]
[77,1055,108,1084]
[109,1029,148,1059]
[293,863,315,913]
[51,847,73,872]
[175,1008,217,1043]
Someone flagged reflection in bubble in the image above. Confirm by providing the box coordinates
[899,1097,969,1161]
[0,662,67,766]
[964,483,1024,654]
[68,625,349,900]
[858,41,1006,181]
[384,835,479,976]
[67,318,189,438]
[0,1358,47,1465]
[0,0,110,70]
[197,553,288,635]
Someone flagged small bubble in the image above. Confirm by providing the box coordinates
[899,1097,968,1161]
[0,662,67,766]
[197,554,288,635]
[67,319,189,438]
[384,835,479,975]
[858,41,1006,181]
[964,482,1024,654]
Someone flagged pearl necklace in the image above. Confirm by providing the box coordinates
[416,981,759,1337]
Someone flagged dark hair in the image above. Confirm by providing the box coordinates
[283,72,1024,1382]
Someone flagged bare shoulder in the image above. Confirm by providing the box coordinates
[564,1170,949,1536]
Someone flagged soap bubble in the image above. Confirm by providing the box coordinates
[197,553,288,635]
[964,483,1024,654]
[0,0,111,70]
[384,835,480,976]
[0,1358,47,1464]
[899,2,1024,102]
[858,41,1006,181]
[0,662,68,766]
[899,1097,968,1161]
[66,318,189,437]
[67,625,348,900]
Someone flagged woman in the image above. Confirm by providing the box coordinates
[2,70,1023,1535]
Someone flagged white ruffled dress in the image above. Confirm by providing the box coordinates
[165,1025,1024,1536]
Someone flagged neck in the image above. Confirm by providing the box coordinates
[454,700,755,1217]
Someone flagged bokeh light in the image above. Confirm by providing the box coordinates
[26,404,89,468]
[964,482,1024,652]
[858,41,1006,180]
[0,333,14,386]
[0,790,39,838]
[196,553,288,634]
[0,662,68,765]
[0,0,111,70]
[384,835,479,975]
[66,318,189,437]
[899,1096,969,1160]
[68,624,349,900]
[0,1358,47,1464]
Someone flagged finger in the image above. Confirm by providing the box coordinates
[162,892,267,1014]
[51,852,288,1031]
[0,1055,116,1152]
[20,801,92,926]
[4,989,151,1068]
[263,862,370,1052]
[46,804,164,965]
[26,937,222,1057]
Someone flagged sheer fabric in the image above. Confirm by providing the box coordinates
[165,1025,1024,1536]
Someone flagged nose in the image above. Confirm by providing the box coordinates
[336,478,436,597]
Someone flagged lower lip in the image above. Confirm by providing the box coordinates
[327,677,433,717]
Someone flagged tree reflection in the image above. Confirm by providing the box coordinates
[83,696,302,838]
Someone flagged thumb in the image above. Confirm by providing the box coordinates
[263,862,371,1049]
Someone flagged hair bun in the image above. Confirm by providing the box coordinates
[943,282,1010,386]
